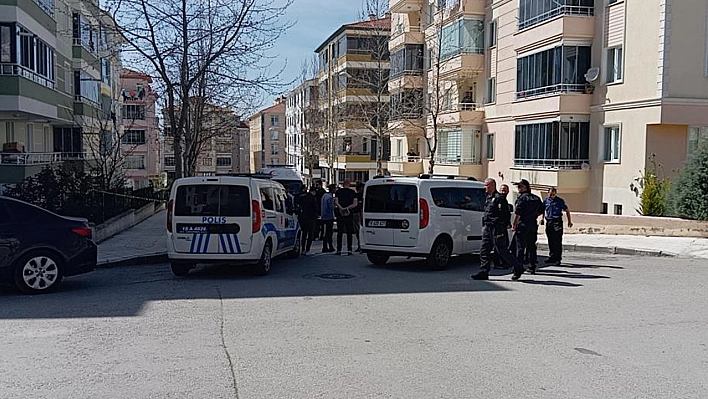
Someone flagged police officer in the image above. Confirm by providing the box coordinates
[542,187,573,265]
[472,178,525,281]
[494,184,513,269]
[512,179,543,274]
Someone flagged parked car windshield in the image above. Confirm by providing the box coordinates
[174,185,250,217]
[364,184,418,213]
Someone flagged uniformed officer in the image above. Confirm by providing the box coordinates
[472,178,525,281]
[494,184,513,269]
[512,179,544,274]
[542,187,573,265]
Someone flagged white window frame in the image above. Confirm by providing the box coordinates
[488,20,497,48]
[606,46,623,84]
[486,77,496,104]
[485,133,495,160]
[602,124,621,163]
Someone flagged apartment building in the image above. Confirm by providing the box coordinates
[0,0,123,185]
[120,68,159,189]
[249,99,286,172]
[162,103,245,179]
[314,14,391,183]
[232,120,250,174]
[285,79,319,179]
[389,0,708,215]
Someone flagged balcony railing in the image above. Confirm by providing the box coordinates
[390,69,424,78]
[392,25,422,36]
[0,63,56,89]
[441,102,480,112]
[435,156,481,165]
[519,5,594,30]
[0,152,91,165]
[516,83,586,100]
[390,155,423,163]
[440,47,484,61]
[513,158,590,169]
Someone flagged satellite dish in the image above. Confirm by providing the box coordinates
[585,67,600,83]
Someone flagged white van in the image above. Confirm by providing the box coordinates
[166,176,301,276]
[361,175,487,269]
[258,166,305,196]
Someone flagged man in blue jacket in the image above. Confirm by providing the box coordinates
[320,184,337,253]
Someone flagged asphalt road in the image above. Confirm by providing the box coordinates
[1,248,707,399]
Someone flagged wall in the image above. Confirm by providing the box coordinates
[646,124,687,180]
[92,202,164,243]
[551,212,708,238]
[663,0,708,99]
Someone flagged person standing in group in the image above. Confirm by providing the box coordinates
[494,184,513,269]
[543,187,573,265]
[320,184,337,253]
[334,179,358,256]
[296,186,319,256]
[512,179,544,274]
[472,178,525,281]
[315,180,327,240]
[352,182,364,252]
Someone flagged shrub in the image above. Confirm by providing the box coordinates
[634,155,671,217]
[667,142,708,220]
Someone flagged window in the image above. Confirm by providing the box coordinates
[514,121,590,168]
[390,89,424,118]
[271,116,279,126]
[486,133,495,159]
[430,187,486,211]
[614,204,623,215]
[202,158,213,166]
[64,62,71,93]
[603,126,621,162]
[606,46,623,83]
[688,126,708,155]
[273,188,284,213]
[165,157,175,166]
[101,59,111,84]
[439,18,484,60]
[486,77,496,103]
[390,44,424,77]
[364,184,418,213]
[174,185,251,217]
[260,187,275,211]
[608,0,618,4]
[74,71,100,104]
[271,144,279,155]
[517,46,591,99]
[488,20,497,47]
[1,25,12,63]
[602,203,608,214]
[122,105,146,120]
[362,137,368,153]
[270,129,279,140]
[122,129,146,145]
[125,155,146,170]
[519,0,594,30]
[217,157,232,167]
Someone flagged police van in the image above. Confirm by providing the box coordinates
[361,175,487,269]
[166,175,301,276]
[258,166,305,197]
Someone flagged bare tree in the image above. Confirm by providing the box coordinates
[296,59,325,181]
[105,0,293,178]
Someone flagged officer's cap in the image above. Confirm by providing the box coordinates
[514,179,531,189]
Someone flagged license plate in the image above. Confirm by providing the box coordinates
[367,220,388,227]
[177,224,241,234]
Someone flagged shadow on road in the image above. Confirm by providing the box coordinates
[0,252,618,319]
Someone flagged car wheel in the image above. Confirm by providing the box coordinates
[288,231,301,259]
[253,240,273,276]
[427,238,452,270]
[367,252,390,266]
[13,251,64,294]
[171,263,193,277]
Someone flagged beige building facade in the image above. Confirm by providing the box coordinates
[389,0,708,215]
[248,99,286,173]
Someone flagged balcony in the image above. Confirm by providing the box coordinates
[510,160,590,193]
[388,155,424,176]
[518,5,594,32]
[438,51,485,80]
[513,89,591,118]
[515,13,595,52]
[428,157,483,179]
[389,26,424,50]
[0,152,90,184]
[390,0,423,13]
[388,72,424,91]
[436,103,484,126]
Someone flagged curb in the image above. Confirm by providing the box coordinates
[537,243,675,258]
[97,253,168,269]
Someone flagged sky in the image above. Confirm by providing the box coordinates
[268,0,369,98]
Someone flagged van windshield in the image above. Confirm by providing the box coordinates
[365,184,418,213]
[175,185,250,217]
[275,180,303,196]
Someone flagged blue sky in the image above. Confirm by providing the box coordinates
[270,0,366,95]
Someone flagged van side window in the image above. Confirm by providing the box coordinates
[273,188,284,213]
[458,187,486,211]
[430,187,485,211]
[260,187,275,211]
[364,184,417,213]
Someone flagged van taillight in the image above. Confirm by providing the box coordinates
[167,199,174,233]
[419,198,429,229]
[252,200,262,233]
[72,227,92,239]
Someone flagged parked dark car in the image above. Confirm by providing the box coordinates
[0,197,97,294]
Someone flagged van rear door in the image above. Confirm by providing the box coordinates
[364,183,418,247]
[172,182,252,254]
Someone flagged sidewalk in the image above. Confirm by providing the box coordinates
[97,210,168,267]
[96,211,708,267]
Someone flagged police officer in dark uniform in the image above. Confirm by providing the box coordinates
[512,179,544,274]
[472,178,525,281]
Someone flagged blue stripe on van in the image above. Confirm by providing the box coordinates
[196,234,204,254]
[202,234,211,253]
[233,234,242,254]
[226,234,235,254]
[190,234,198,253]
[219,234,228,254]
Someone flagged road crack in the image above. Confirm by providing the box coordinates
[217,287,240,398]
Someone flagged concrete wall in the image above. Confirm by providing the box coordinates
[663,0,708,99]
[554,212,708,238]
[92,202,164,243]
[646,124,687,180]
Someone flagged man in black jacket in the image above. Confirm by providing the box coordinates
[512,179,544,274]
[297,186,319,256]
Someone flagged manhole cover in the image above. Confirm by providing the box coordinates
[314,273,356,280]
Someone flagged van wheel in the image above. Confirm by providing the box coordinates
[288,231,302,259]
[253,240,273,276]
[367,252,390,266]
[171,263,193,277]
[427,238,452,270]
